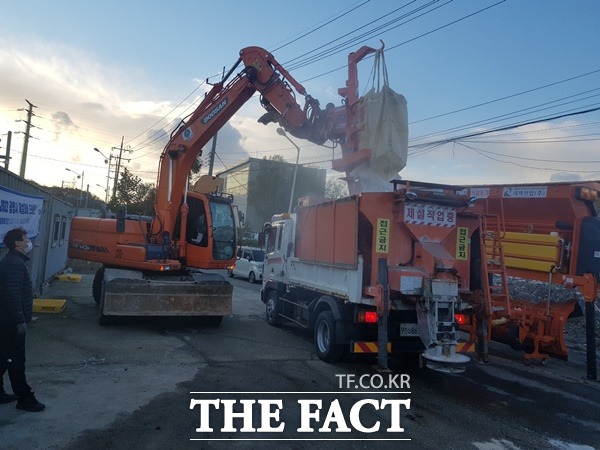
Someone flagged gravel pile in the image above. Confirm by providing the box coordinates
[506,276,583,304]
[506,277,600,350]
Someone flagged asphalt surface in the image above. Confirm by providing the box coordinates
[0,270,599,450]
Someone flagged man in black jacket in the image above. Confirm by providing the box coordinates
[0,227,45,412]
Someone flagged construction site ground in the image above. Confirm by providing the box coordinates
[1,265,598,450]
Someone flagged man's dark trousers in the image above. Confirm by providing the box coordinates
[0,324,33,399]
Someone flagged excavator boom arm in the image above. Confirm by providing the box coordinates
[153,46,327,238]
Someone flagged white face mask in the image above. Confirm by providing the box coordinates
[24,241,33,253]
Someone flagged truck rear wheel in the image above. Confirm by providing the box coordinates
[265,290,281,326]
[314,311,345,363]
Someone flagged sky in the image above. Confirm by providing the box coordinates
[1,0,599,201]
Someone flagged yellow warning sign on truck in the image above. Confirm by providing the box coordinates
[376,218,390,254]
[456,227,468,260]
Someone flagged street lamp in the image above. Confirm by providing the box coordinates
[96,184,107,196]
[94,147,112,203]
[65,167,84,208]
[276,128,300,214]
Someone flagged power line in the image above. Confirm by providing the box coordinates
[270,0,372,53]
[299,0,506,82]
[15,0,594,185]
[410,106,600,149]
[127,1,501,159]
[410,88,600,143]
[460,144,600,163]
[125,1,400,156]
[410,68,600,125]
[457,142,600,173]
[282,0,436,69]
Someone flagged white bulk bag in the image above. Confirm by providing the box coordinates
[356,50,408,182]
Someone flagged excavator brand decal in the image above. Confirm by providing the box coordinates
[182,127,194,141]
[71,242,109,253]
[202,98,228,125]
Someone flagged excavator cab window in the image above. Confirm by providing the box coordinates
[209,199,236,261]
[186,197,208,247]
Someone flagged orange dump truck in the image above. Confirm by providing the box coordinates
[261,179,598,378]
[261,180,477,373]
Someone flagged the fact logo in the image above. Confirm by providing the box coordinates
[189,373,412,441]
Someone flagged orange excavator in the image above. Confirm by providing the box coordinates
[68,45,383,324]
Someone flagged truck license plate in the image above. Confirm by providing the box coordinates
[400,323,419,337]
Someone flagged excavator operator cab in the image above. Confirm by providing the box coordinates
[174,192,237,269]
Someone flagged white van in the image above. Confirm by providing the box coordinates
[227,246,265,283]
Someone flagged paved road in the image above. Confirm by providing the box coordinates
[0,271,598,449]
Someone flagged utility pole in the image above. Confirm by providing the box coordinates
[0,131,11,169]
[208,67,225,176]
[105,154,113,203]
[19,100,37,178]
[112,136,124,200]
[111,136,131,201]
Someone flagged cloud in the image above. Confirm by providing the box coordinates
[2,35,598,193]
[0,37,194,187]
[121,100,173,116]
[80,102,106,111]
[51,111,78,141]
[549,172,583,182]
[209,122,248,168]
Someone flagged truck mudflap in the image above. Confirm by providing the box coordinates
[101,268,232,317]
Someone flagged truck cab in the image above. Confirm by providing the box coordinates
[261,213,295,287]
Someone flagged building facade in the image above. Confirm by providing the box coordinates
[217,157,326,233]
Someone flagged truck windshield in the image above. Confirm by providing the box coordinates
[209,201,236,260]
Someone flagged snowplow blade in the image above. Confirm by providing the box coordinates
[102,268,232,317]
[491,300,576,360]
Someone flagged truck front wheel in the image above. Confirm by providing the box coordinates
[314,311,345,363]
[265,290,281,326]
